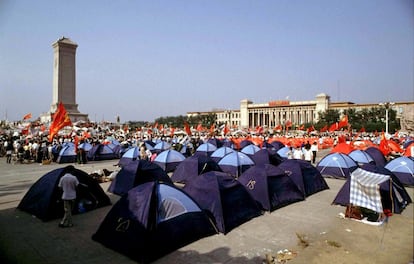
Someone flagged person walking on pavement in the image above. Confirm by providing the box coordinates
[311,141,318,164]
[5,140,14,164]
[58,165,79,228]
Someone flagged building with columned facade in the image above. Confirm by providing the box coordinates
[187,93,414,132]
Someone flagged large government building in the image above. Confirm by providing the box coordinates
[187,93,414,132]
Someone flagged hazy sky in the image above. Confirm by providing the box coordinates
[1,0,413,123]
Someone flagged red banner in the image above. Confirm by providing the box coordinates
[48,102,72,142]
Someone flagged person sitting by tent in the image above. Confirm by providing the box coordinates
[58,165,79,228]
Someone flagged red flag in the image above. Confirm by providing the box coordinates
[274,124,282,131]
[359,127,366,133]
[48,102,72,142]
[23,113,32,120]
[256,126,263,134]
[196,123,203,132]
[328,122,338,132]
[210,124,215,133]
[223,125,229,135]
[338,115,349,129]
[320,125,328,132]
[184,122,192,136]
[306,125,315,133]
[379,131,390,156]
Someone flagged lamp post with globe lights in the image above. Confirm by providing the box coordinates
[379,102,395,135]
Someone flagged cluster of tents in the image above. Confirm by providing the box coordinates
[317,142,414,186]
[16,135,413,263]
[53,141,123,163]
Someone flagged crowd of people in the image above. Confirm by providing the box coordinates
[1,123,412,165]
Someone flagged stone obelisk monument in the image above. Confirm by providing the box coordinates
[42,36,88,123]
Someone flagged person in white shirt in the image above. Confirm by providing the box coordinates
[293,146,304,160]
[303,147,313,163]
[310,141,318,164]
[58,166,79,228]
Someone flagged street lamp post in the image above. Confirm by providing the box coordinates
[379,102,395,135]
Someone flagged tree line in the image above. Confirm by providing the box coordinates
[125,106,399,133]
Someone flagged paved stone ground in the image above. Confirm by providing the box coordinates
[0,149,412,264]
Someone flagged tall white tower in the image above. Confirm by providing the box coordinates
[41,37,88,123]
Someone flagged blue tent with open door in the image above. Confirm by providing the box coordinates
[17,165,111,221]
[92,181,218,263]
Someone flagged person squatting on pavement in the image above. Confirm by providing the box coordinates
[58,165,79,228]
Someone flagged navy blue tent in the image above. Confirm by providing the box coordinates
[210,146,235,163]
[92,181,218,263]
[332,164,411,215]
[278,159,329,197]
[269,140,285,151]
[316,152,358,179]
[170,155,221,184]
[218,151,255,178]
[247,148,270,166]
[364,147,387,167]
[118,146,140,167]
[239,139,253,149]
[195,143,218,157]
[108,159,172,196]
[207,137,223,148]
[348,149,375,166]
[385,156,414,186]
[87,144,118,161]
[153,149,186,173]
[56,142,77,163]
[17,165,111,221]
[183,171,262,234]
[239,164,305,211]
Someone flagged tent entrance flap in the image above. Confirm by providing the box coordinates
[350,168,390,213]
[157,184,201,223]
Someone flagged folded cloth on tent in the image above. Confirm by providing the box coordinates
[350,168,390,213]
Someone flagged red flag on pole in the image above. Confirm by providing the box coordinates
[210,124,215,134]
[48,102,72,142]
[379,131,390,156]
[23,113,32,120]
[223,125,229,135]
[184,122,192,136]
[338,115,349,129]
[328,122,338,132]
[196,123,203,132]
